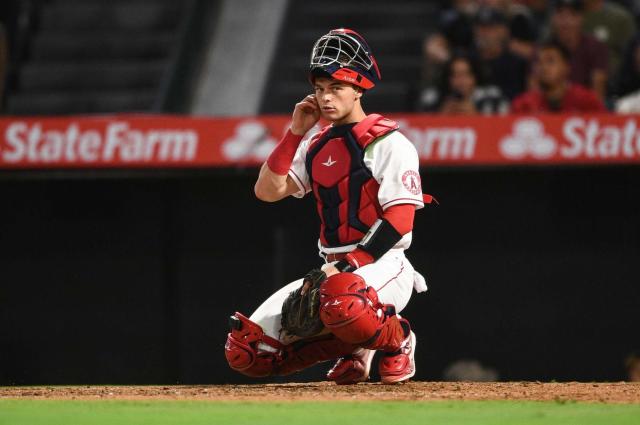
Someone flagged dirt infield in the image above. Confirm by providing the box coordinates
[1,382,639,403]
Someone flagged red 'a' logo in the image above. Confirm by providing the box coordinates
[401,170,422,195]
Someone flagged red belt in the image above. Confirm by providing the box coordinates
[325,252,348,262]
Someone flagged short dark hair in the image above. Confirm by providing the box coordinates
[538,39,572,63]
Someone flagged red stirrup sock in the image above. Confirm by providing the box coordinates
[266,129,303,175]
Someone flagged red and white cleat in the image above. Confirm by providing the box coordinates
[378,331,416,384]
[327,348,375,385]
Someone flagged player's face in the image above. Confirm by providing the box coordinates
[537,48,569,89]
[313,78,361,123]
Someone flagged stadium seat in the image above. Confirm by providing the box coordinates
[6,0,189,115]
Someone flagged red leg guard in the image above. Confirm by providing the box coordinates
[319,272,410,353]
[225,312,283,377]
[225,312,357,377]
[367,314,410,352]
[277,334,358,376]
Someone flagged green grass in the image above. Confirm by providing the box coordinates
[0,400,638,425]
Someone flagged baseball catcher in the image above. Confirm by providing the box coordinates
[225,28,434,384]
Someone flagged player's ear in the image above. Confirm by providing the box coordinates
[354,87,363,100]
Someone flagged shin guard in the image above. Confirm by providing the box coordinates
[225,312,356,377]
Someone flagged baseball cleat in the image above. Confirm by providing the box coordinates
[378,331,416,384]
[327,348,375,385]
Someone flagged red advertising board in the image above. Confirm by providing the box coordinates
[1,113,639,169]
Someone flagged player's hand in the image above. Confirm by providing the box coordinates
[322,264,340,277]
[290,94,320,136]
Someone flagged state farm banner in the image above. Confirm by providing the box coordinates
[1,113,639,169]
[0,115,291,169]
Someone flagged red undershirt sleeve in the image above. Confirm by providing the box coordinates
[382,203,415,235]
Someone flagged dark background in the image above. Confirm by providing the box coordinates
[1,166,639,385]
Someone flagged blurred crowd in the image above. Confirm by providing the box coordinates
[4,1,640,116]
[418,0,640,114]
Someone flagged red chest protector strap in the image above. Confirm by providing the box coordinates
[351,114,399,148]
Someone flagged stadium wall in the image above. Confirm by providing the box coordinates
[1,161,638,384]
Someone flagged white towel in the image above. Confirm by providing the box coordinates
[413,271,428,293]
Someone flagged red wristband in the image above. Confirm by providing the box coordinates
[266,129,304,176]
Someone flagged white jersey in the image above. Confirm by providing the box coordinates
[287,127,425,254]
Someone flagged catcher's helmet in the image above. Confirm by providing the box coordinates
[310,28,381,90]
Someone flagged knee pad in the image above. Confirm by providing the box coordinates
[225,312,282,377]
[319,272,409,352]
[318,272,383,345]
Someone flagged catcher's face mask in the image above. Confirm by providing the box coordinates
[309,28,381,90]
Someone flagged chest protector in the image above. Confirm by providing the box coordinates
[305,114,397,248]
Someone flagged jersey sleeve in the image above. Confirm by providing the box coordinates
[287,134,312,198]
[365,131,425,210]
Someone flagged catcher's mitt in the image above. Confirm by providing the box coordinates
[280,268,327,338]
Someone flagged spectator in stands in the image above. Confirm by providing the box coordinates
[550,0,609,99]
[472,6,529,99]
[423,0,479,86]
[511,40,606,111]
[480,0,539,59]
[419,54,509,114]
[582,0,636,77]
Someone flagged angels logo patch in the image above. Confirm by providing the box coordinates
[402,170,422,195]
